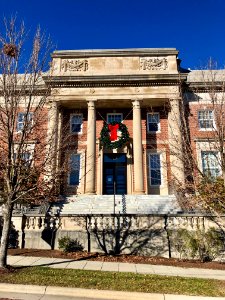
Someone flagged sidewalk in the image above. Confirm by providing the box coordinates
[0,283,225,300]
[7,255,225,280]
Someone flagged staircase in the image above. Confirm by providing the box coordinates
[49,194,182,215]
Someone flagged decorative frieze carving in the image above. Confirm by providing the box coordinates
[140,57,168,70]
[61,59,88,72]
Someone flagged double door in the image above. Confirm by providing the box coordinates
[103,154,127,195]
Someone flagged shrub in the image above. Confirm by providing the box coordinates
[172,228,224,262]
[58,236,84,253]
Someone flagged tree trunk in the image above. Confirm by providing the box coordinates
[0,203,13,268]
[223,170,225,188]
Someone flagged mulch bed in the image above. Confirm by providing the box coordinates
[7,248,225,270]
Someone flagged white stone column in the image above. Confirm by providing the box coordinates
[85,100,96,194]
[168,98,185,185]
[132,99,145,194]
[47,100,59,178]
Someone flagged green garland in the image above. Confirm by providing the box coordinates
[100,121,130,149]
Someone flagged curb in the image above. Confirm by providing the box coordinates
[0,283,225,300]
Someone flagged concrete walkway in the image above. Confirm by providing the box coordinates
[7,255,225,280]
[0,283,225,300]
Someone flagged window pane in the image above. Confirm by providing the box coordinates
[198,110,214,129]
[69,154,80,185]
[17,112,33,131]
[150,154,161,169]
[148,114,159,123]
[107,114,123,123]
[72,124,81,132]
[18,113,24,122]
[151,170,161,185]
[71,115,82,133]
[148,123,158,132]
[149,154,161,185]
[201,151,220,178]
[147,113,159,132]
[69,171,80,185]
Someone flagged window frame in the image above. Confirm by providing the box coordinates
[148,153,162,186]
[201,151,221,179]
[147,112,160,133]
[13,143,35,167]
[68,153,81,186]
[17,112,33,132]
[107,113,123,124]
[70,113,83,134]
[198,110,215,131]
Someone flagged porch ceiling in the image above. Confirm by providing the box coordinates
[57,98,168,109]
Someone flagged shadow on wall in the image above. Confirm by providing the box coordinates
[88,216,168,256]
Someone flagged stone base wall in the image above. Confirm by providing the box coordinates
[1,214,224,259]
[55,228,168,257]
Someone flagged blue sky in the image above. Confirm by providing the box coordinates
[0,0,225,69]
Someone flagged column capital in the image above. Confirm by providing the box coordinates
[87,100,96,110]
[169,97,182,102]
[132,99,141,109]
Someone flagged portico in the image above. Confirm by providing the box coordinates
[44,48,186,196]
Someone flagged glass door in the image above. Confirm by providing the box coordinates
[103,154,127,195]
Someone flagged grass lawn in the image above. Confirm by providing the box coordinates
[0,267,224,297]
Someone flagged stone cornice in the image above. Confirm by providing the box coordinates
[52,48,179,58]
[186,82,225,92]
[43,74,187,88]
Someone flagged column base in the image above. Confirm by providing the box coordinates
[133,191,145,195]
[85,192,96,195]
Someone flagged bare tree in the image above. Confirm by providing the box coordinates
[169,60,225,215]
[0,17,57,268]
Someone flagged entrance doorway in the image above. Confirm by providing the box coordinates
[103,153,127,195]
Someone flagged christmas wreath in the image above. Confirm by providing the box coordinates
[100,121,130,149]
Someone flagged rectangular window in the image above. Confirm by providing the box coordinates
[198,110,214,130]
[201,151,221,178]
[17,112,33,132]
[149,153,161,186]
[70,114,83,133]
[21,152,32,167]
[69,154,81,186]
[14,151,32,167]
[107,113,123,123]
[147,113,160,132]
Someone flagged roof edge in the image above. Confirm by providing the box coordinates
[52,48,179,58]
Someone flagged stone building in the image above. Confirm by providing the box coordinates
[1,48,224,253]
[46,49,183,212]
[38,48,224,215]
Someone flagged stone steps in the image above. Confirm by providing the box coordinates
[49,195,181,215]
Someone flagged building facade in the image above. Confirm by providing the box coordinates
[1,48,225,253]
[45,48,190,199]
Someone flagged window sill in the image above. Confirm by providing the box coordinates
[147,131,161,134]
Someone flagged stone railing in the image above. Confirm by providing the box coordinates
[1,213,224,254]
[24,215,60,230]
[9,213,225,232]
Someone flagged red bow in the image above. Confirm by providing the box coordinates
[108,124,119,141]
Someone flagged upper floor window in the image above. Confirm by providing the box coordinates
[148,153,161,186]
[201,151,221,178]
[147,113,160,132]
[198,110,214,130]
[20,152,32,167]
[107,113,123,123]
[68,153,81,186]
[14,146,33,167]
[17,112,33,132]
[70,114,83,133]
